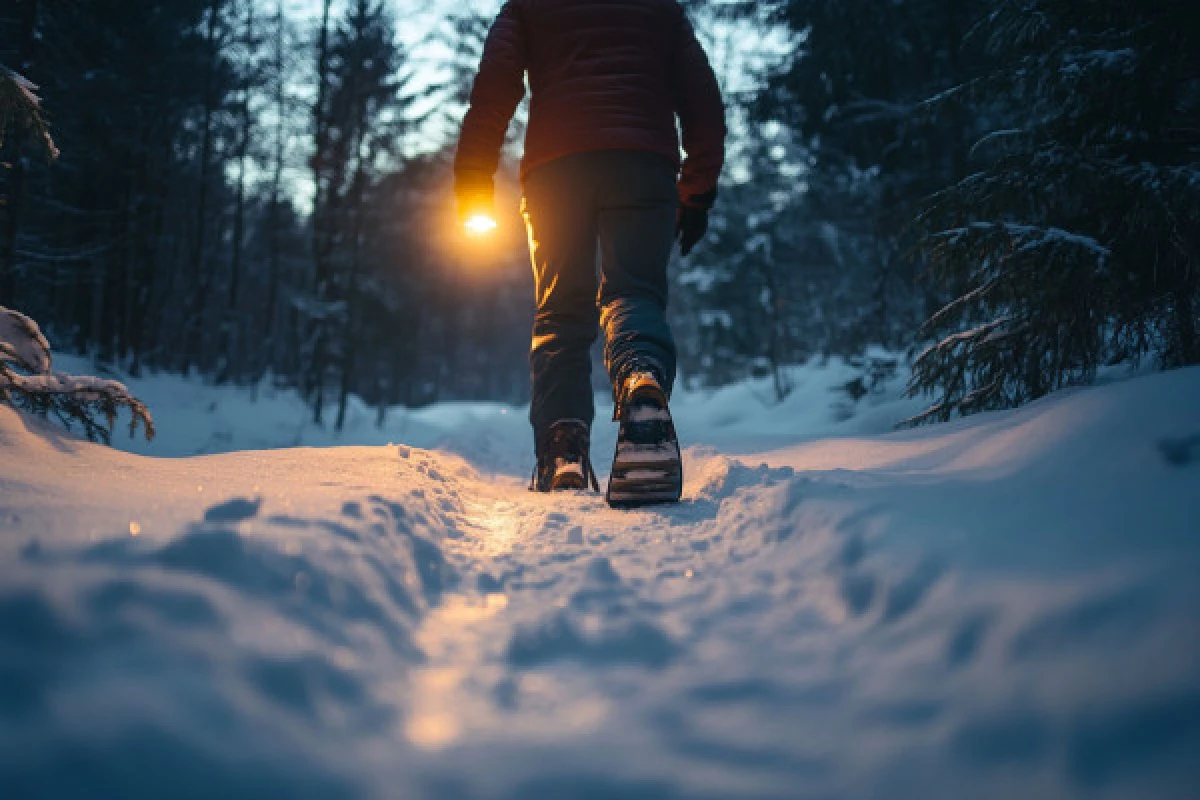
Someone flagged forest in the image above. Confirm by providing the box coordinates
[2,0,1197,428]
[2,4,1199,795]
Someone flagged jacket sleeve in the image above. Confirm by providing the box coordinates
[672,10,726,207]
[454,1,527,193]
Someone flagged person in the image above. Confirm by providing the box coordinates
[454,0,725,506]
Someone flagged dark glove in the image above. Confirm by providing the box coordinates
[676,205,708,257]
[676,189,716,257]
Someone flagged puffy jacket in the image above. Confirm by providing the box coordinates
[454,0,725,208]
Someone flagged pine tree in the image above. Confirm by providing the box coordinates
[325,0,404,430]
[675,120,807,397]
[0,0,45,307]
[0,64,56,306]
[907,0,1200,423]
[755,0,988,358]
[0,68,152,443]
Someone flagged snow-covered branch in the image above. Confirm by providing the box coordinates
[0,307,154,443]
[0,65,59,160]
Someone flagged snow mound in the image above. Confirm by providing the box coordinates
[1,368,1198,798]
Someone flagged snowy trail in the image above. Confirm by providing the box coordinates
[2,369,1200,798]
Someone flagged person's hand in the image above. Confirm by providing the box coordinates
[455,173,495,227]
[676,188,716,256]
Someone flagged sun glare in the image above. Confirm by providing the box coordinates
[463,214,498,236]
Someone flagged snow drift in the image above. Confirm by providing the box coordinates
[1,364,1198,799]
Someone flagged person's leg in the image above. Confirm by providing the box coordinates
[593,151,683,506]
[522,156,601,439]
[594,151,679,400]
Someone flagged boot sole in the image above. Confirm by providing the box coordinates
[549,469,587,491]
[606,401,683,508]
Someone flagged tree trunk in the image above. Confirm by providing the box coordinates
[308,0,333,423]
[335,123,370,431]
[230,2,254,313]
[183,0,224,373]
[216,0,256,384]
[265,0,287,346]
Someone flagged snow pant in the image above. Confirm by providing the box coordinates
[521,149,678,439]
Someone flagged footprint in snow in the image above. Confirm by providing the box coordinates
[1158,433,1200,467]
[203,496,262,523]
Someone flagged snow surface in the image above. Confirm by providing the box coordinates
[1,360,1199,799]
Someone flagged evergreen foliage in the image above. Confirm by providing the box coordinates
[0,305,154,442]
[675,4,925,395]
[3,0,1195,423]
[750,0,1196,420]
[763,0,987,329]
[0,66,152,442]
[906,0,1200,423]
[705,0,988,395]
[0,0,536,426]
[0,66,56,159]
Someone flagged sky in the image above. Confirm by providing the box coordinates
[282,0,502,157]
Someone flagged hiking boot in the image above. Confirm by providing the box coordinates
[532,419,599,493]
[607,370,683,507]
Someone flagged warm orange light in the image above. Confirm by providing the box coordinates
[463,214,497,236]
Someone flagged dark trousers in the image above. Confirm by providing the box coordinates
[522,150,678,438]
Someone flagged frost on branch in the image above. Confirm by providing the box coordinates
[0,66,59,160]
[0,307,154,443]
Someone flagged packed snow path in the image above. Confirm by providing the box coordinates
[1,369,1199,799]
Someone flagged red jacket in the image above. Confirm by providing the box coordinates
[454,0,725,207]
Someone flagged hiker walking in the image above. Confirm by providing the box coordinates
[455,0,725,505]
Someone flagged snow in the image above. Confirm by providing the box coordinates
[0,307,53,375]
[2,359,1199,798]
[2,370,144,399]
[935,223,1111,260]
[49,352,919,467]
